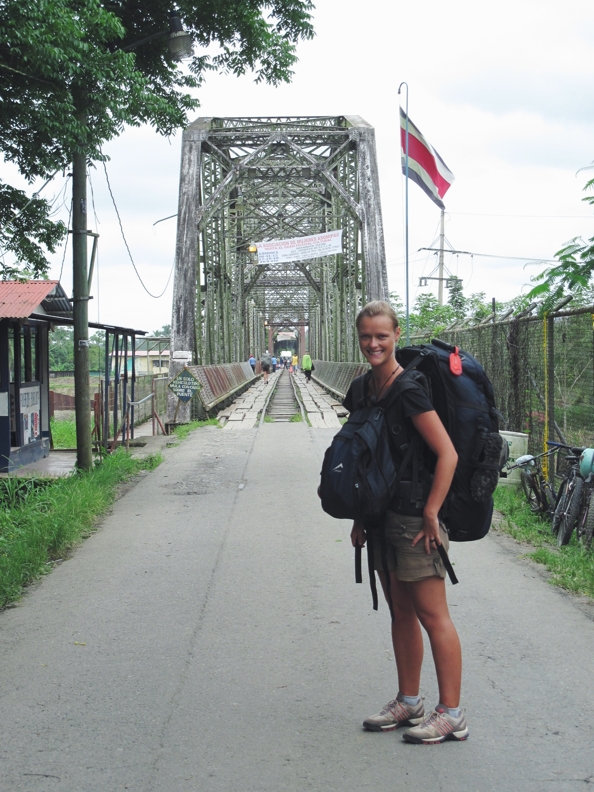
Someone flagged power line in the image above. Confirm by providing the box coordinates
[58,200,72,284]
[448,212,593,219]
[102,161,174,299]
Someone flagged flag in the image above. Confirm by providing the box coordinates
[400,108,454,209]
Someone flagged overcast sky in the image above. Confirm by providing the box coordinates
[3,0,594,334]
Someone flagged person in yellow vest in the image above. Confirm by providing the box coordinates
[302,353,313,382]
[291,353,299,373]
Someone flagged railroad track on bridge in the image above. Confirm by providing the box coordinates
[261,369,305,423]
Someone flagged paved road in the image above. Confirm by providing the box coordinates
[1,422,594,791]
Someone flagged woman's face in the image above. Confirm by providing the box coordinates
[357,314,400,369]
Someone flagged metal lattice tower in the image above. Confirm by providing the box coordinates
[170,116,387,366]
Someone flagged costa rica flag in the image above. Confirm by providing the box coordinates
[400,108,454,209]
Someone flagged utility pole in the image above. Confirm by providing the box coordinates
[72,104,92,471]
[438,207,445,306]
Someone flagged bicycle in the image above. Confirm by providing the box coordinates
[552,445,587,546]
[505,446,560,519]
[573,448,594,550]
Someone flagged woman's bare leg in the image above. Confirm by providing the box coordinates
[378,572,424,696]
[406,576,462,708]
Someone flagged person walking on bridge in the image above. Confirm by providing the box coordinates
[291,353,299,373]
[345,300,468,745]
[301,353,313,382]
[260,351,272,384]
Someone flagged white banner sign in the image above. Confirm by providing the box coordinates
[255,230,343,265]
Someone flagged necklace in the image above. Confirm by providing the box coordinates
[371,364,401,401]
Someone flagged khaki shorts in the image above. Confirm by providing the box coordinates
[372,511,450,582]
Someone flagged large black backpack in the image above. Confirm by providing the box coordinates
[394,339,507,542]
[319,339,507,542]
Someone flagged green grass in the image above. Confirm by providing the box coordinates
[50,418,77,449]
[0,450,162,607]
[172,418,220,440]
[263,415,274,423]
[493,484,594,598]
[289,413,302,422]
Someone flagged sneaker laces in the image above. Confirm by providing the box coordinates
[381,698,410,719]
[419,710,453,736]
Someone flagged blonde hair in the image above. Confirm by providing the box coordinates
[356,300,399,331]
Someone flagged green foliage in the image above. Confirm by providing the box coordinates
[172,418,220,440]
[0,183,67,278]
[0,450,162,606]
[447,277,465,319]
[493,485,594,598]
[151,324,171,337]
[528,175,594,310]
[289,413,302,422]
[49,328,105,372]
[50,418,77,449]
[0,0,314,275]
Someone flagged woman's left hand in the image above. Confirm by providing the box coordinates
[412,511,441,555]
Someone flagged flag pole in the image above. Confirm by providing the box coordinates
[398,81,410,344]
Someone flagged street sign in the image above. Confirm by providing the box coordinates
[168,368,203,403]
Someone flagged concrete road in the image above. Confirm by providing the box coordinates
[1,422,594,791]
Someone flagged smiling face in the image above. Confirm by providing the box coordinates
[357,314,401,371]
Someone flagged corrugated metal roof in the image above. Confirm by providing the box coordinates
[0,280,62,319]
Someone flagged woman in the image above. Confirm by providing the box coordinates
[346,300,467,745]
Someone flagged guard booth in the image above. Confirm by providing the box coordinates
[0,280,71,472]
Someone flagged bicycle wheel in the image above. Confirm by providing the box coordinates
[584,491,594,550]
[552,479,568,536]
[557,476,584,546]
[542,481,557,518]
[521,470,541,513]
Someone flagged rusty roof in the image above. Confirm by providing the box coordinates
[0,280,65,319]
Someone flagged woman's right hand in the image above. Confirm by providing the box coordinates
[351,521,366,548]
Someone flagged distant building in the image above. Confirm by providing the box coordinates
[110,337,170,375]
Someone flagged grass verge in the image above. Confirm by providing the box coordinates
[0,450,162,608]
[493,484,594,598]
[172,418,220,441]
[50,418,77,449]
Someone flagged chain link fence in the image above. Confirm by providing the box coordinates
[425,306,594,456]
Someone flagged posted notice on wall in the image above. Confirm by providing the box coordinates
[255,230,343,265]
[20,385,41,445]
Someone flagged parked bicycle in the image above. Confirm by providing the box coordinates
[552,444,588,546]
[572,448,594,550]
[505,445,560,519]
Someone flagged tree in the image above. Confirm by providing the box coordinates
[528,175,594,309]
[0,0,315,276]
[447,277,465,320]
[49,327,74,370]
[151,324,171,337]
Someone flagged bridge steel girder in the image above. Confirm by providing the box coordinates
[170,116,387,380]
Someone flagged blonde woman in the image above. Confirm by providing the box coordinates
[345,300,467,745]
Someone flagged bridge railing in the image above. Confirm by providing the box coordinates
[186,361,258,417]
[311,360,368,400]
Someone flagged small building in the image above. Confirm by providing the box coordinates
[0,280,70,472]
[110,337,170,376]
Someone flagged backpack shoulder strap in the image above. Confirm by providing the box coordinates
[350,372,370,410]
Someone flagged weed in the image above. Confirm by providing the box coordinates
[263,415,274,423]
[493,484,594,598]
[50,418,78,449]
[172,418,220,441]
[0,450,161,607]
[289,413,302,422]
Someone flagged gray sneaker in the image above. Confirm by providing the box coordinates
[402,708,469,744]
[363,696,425,732]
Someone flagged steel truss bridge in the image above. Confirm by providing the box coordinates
[170,116,388,370]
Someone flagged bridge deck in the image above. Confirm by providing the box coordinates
[1,421,594,790]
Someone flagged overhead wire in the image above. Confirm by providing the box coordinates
[102,160,174,299]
